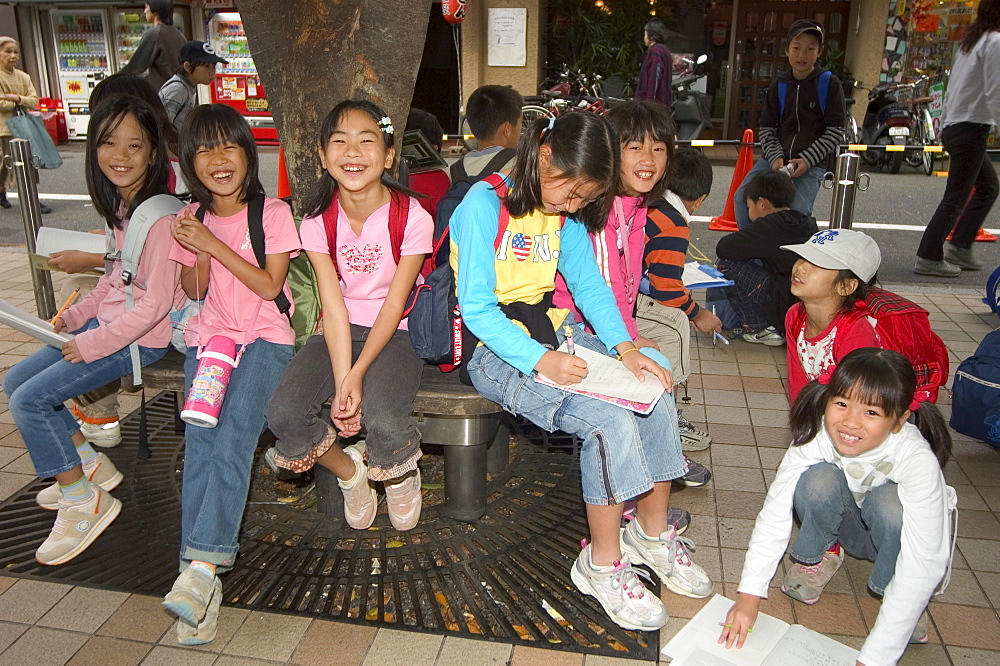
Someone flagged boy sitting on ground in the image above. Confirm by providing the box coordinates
[636,148,721,453]
[716,170,818,346]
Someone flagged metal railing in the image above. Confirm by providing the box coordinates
[5,138,55,319]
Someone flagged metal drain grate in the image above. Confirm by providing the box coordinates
[0,393,657,660]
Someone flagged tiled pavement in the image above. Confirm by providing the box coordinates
[0,253,995,665]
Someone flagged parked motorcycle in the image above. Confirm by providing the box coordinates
[673,54,712,141]
[858,77,928,174]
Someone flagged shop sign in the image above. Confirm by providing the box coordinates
[713,23,727,46]
[929,82,944,118]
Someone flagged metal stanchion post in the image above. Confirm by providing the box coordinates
[7,138,55,319]
[822,152,870,230]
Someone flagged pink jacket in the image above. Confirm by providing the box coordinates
[553,196,646,339]
[60,213,183,363]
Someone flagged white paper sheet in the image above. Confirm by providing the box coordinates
[534,343,665,411]
[0,298,73,348]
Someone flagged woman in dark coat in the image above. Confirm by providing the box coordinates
[635,19,673,108]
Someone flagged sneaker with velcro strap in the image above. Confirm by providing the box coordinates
[36,452,123,510]
[620,520,713,599]
[570,541,668,631]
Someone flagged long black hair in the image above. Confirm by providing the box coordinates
[961,0,1000,53]
[606,100,676,205]
[790,347,951,468]
[301,99,417,219]
[505,111,618,232]
[90,73,178,156]
[85,94,172,229]
[179,103,263,214]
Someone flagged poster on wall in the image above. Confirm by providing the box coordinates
[488,8,527,67]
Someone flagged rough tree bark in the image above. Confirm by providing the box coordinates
[239,0,433,211]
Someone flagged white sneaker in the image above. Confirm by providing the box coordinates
[741,327,785,347]
[678,412,712,451]
[340,445,377,530]
[570,542,668,631]
[620,521,713,599]
[35,486,121,566]
[385,469,422,531]
[176,576,223,646]
[36,452,123,510]
[79,420,122,448]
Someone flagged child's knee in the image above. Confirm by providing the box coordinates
[864,483,903,534]
[794,462,846,504]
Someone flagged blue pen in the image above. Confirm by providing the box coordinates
[563,325,575,355]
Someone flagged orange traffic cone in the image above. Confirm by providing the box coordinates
[945,187,998,242]
[277,146,291,199]
[710,129,754,232]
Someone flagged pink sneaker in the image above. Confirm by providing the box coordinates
[339,445,376,530]
[385,469,422,531]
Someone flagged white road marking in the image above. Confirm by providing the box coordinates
[689,215,1000,234]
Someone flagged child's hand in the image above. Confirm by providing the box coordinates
[331,373,363,436]
[621,349,673,391]
[173,212,216,255]
[536,350,588,385]
[692,308,723,335]
[634,335,660,351]
[786,158,809,178]
[52,317,66,333]
[61,339,83,364]
[49,250,103,274]
[770,157,785,171]
[718,593,760,649]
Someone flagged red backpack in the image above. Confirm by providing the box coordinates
[835,287,949,402]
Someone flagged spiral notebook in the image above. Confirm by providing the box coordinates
[534,343,664,414]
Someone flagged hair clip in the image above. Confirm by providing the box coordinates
[378,116,395,135]
[540,115,556,139]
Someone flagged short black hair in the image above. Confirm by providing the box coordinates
[179,104,263,214]
[466,85,523,140]
[406,108,444,151]
[146,0,174,24]
[665,148,712,202]
[644,19,670,44]
[85,94,172,229]
[745,170,795,209]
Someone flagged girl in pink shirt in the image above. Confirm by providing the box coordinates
[163,104,299,646]
[267,100,432,533]
[2,95,179,566]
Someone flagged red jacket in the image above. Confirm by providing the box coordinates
[636,43,673,107]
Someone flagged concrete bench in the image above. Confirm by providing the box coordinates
[138,350,508,522]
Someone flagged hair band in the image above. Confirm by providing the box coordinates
[817,371,832,385]
[909,390,930,412]
[540,115,556,139]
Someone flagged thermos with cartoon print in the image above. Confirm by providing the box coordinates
[181,335,238,428]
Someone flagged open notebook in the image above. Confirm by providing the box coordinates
[662,594,859,665]
[29,227,106,276]
[534,343,665,414]
[0,299,74,349]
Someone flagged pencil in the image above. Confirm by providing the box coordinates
[50,289,79,325]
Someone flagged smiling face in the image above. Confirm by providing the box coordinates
[319,108,393,195]
[537,144,604,215]
[0,41,18,72]
[824,390,907,457]
[619,136,668,197]
[787,32,822,80]
[193,140,249,208]
[97,113,153,205]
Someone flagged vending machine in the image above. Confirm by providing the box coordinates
[111,9,150,71]
[206,11,276,143]
[49,10,112,139]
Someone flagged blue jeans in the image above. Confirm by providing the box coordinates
[2,318,167,478]
[179,338,293,572]
[791,462,903,595]
[734,158,826,230]
[467,328,687,506]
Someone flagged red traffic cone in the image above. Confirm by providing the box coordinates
[277,146,291,200]
[710,129,754,232]
[945,187,998,242]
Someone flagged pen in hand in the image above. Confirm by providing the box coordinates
[563,325,575,355]
[50,289,80,325]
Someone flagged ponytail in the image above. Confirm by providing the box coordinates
[506,111,618,232]
[790,380,828,447]
[913,402,952,468]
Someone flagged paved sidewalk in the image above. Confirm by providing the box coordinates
[0,252,995,665]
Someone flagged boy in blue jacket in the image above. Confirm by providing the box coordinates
[733,19,846,230]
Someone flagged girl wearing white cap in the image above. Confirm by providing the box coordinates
[780,229,881,402]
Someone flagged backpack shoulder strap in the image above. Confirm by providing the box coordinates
[245,193,291,317]
[480,148,516,180]
[449,159,468,183]
[321,190,339,266]
[818,70,832,114]
[483,173,510,250]
[387,190,409,265]
[121,193,185,384]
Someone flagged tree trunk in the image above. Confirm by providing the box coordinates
[239,0,433,211]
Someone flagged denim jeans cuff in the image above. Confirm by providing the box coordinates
[182,543,238,572]
[34,458,85,481]
[584,480,654,507]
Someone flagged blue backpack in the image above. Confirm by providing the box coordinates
[950,328,1000,448]
[777,70,832,118]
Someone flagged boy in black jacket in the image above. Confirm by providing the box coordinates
[732,19,846,230]
[716,171,818,346]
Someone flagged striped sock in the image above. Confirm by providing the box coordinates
[59,476,94,504]
[74,440,98,466]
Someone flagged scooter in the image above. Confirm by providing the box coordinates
[858,80,919,174]
[673,54,712,141]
